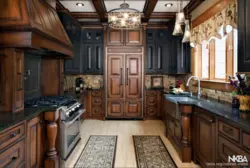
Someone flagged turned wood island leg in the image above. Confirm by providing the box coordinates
[180,105,192,162]
[44,111,59,168]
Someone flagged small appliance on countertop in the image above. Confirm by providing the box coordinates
[24,96,85,160]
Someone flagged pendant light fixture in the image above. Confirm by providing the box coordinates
[173,0,184,36]
[173,17,183,36]
[176,0,185,25]
[182,20,191,42]
[108,0,141,29]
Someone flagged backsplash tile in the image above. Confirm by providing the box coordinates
[64,75,103,91]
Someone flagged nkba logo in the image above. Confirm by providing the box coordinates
[228,155,248,163]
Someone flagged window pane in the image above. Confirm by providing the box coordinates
[202,41,209,78]
[215,37,226,79]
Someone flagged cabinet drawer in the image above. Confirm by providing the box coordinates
[146,96,157,106]
[218,135,250,165]
[146,91,157,96]
[0,122,25,151]
[0,139,25,168]
[219,121,240,142]
[146,107,157,116]
[92,97,102,106]
[92,107,103,116]
[91,91,102,97]
[242,132,250,151]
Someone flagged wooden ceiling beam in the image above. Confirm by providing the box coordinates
[71,12,100,19]
[149,12,176,19]
[184,0,205,14]
[92,0,107,22]
[142,0,158,23]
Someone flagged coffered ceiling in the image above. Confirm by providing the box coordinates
[57,0,203,26]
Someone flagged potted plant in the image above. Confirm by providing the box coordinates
[229,74,250,119]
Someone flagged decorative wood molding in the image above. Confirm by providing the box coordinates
[192,0,234,28]
[193,80,233,92]
[142,0,158,23]
[71,12,100,19]
[56,0,66,10]
[92,0,107,22]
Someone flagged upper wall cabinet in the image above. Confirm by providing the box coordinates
[106,28,143,46]
[238,0,250,72]
[145,29,190,74]
[58,12,81,74]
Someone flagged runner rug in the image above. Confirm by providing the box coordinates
[133,136,177,168]
[74,135,117,168]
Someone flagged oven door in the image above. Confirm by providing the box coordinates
[60,109,85,160]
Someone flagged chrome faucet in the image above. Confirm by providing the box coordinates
[186,76,201,99]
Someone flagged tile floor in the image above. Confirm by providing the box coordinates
[64,120,200,168]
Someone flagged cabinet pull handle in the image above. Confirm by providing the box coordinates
[157,46,162,69]
[194,112,214,123]
[223,125,234,135]
[126,68,129,85]
[96,46,101,69]
[148,46,153,69]
[5,156,17,168]
[11,133,17,137]
[88,47,92,69]
[120,68,122,86]
[149,100,154,102]
[18,73,22,91]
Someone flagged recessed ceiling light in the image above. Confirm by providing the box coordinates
[165,3,173,8]
[76,3,84,7]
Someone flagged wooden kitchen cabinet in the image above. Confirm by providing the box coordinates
[192,108,216,168]
[106,28,143,46]
[0,49,24,113]
[144,90,162,119]
[82,90,104,120]
[26,115,45,168]
[106,51,143,119]
[238,0,250,72]
[145,29,190,74]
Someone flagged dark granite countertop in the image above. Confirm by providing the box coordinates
[164,94,250,130]
[0,107,57,132]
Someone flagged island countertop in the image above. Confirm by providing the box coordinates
[164,94,250,130]
[0,107,57,132]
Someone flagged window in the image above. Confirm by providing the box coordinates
[195,27,237,82]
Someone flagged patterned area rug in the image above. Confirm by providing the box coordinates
[74,135,117,168]
[133,136,177,168]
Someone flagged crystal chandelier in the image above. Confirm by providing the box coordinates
[108,1,141,29]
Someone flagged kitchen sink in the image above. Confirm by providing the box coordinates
[167,96,198,104]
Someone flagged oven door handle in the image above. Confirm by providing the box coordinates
[62,109,85,127]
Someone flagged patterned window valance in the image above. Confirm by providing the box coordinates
[191,0,237,45]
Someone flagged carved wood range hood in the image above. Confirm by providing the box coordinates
[0,0,73,57]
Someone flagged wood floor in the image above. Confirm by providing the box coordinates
[64,120,200,168]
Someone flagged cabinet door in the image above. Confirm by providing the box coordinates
[107,55,124,98]
[64,26,81,74]
[177,38,191,74]
[168,37,177,73]
[125,54,142,99]
[107,100,124,117]
[238,0,250,72]
[125,29,142,46]
[82,30,103,44]
[145,107,157,117]
[93,44,104,74]
[194,112,216,168]
[107,29,124,46]
[26,116,44,168]
[146,30,155,44]
[125,100,142,117]
[146,44,155,74]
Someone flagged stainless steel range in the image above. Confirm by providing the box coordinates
[24,96,85,160]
